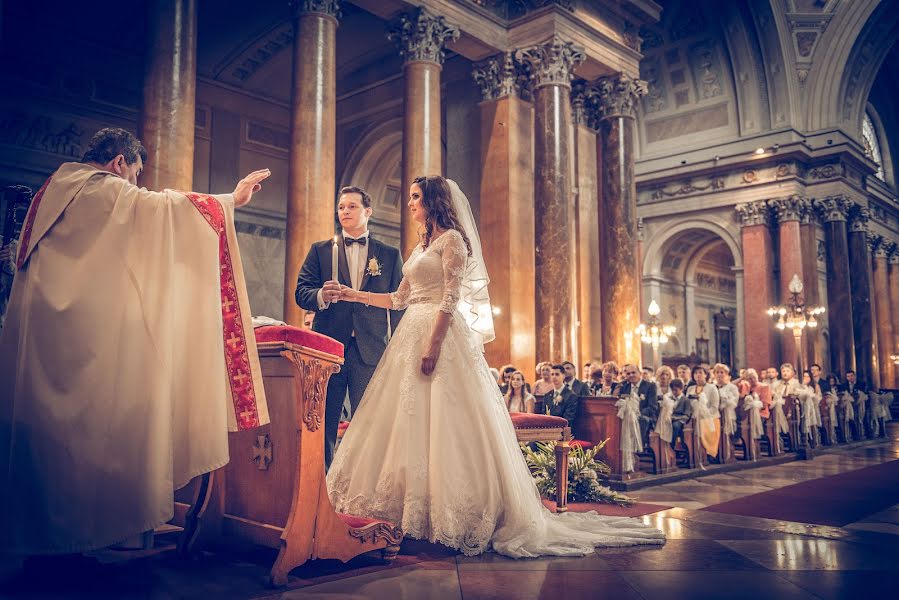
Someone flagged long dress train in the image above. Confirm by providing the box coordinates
[326,229,664,557]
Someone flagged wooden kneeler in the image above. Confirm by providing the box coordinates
[511,413,571,513]
[175,327,403,587]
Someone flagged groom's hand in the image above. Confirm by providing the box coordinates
[322,280,342,303]
[233,168,271,207]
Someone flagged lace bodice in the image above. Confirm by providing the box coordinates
[390,229,467,314]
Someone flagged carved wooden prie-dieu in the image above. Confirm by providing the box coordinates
[173,338,402,586]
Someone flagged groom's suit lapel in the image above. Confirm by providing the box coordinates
[336,237,352,287]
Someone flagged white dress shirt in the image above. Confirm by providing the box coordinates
[318,230,370,309]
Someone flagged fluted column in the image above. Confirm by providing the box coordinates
[872,238,895,387]
[472,52,536,374]
[516,36,584,363]
[571,81,600,366]
[889,246,899,384]
[816,196,856,378]
[848,206,879,389]
[588,73,646,365]
[771,195,809,369]
[283,0,340,325]
[140,0,197,191]
[391,8,459,257]
[736,201,777,370]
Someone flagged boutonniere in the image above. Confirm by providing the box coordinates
[366,257,382,277]
[639,394,646,401]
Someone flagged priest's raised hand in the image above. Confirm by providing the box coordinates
[233,168,271,207]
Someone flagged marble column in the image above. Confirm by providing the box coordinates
[472,52,536,375]
[571,81,600,366]
[816,196,856,378]
[872,238,895,388]
[283,0,340,325]
[588,73,646,366]
[733,267,746,369]
[140,0,197,191]
[847,206,879,389]
[771,196,808,369]
[736,201,777,370]
[516,36,584,363]
[390,8,459,257]
[890,246,899,385]
[799,204,822,368]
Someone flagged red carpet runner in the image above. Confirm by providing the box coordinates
[702,459,899,526]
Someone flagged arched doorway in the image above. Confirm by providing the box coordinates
[643,224,742,371]
[338,118,403,248]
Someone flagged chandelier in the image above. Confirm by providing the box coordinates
[766,275,826,333]
[635,300,676,368]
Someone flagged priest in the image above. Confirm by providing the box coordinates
[0,128,271,557]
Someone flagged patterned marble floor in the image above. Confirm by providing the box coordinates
[2,425,897,599]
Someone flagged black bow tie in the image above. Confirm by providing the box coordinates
[344,236,367,246]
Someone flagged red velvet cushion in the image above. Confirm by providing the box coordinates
[254,325,344,358]
[510,413,568,429]
[337,513,384,529]
[570,439,594,449]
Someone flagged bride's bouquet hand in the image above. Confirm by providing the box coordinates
[421,346,441,376]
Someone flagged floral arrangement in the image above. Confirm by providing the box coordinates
[522,439,635,505]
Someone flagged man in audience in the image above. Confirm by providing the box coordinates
[562,360,590,396]
[641,367,655,383]
[845,370,866,395]
[618,363,660,444]
[583,361,594,382]
[765,367,779,386]
[676,364,692,387]
[541,364,580,434]
[669,378,692,449]
[810,363,830,394]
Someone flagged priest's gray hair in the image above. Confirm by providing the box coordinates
[82,127,148,165]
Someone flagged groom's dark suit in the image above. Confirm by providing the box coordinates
[295,233,403,467]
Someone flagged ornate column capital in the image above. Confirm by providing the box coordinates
[888,241,899,264]
[770,195,809,224]
[472,51,529,101]
[515,35,585,89]
[868,233,885,256]
[290,0,341,19]
[586,73,648,121]
[735,200,771,227]
[848,205,871,234]
[814,195,852,223]
[389,7,459,65]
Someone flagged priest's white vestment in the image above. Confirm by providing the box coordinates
[0,162,269,554]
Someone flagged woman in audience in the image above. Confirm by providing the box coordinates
[533,362,554,397]
[594,361,620,395]
[655,365,674,397]
[687,365,720,460]
[504,371,536,414]
[713,363,739,439]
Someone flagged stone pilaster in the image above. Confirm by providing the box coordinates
[771,195,811,369]
[516,36,584,363]
[872,236,895,387]
[736,201,777,369]
[847,205,879,389]
[815,196,855,376]
[390,7,459,256]
[284,0,340,325]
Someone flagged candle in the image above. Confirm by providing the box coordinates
[331,235,339,282]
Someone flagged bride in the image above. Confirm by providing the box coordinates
[326,175,664,557]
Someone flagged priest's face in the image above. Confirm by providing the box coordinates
[408,183,427,225]
[337,192,371,234]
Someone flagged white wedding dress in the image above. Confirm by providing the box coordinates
[326,229,664,557]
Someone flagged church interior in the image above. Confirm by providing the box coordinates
[2,0,899,598]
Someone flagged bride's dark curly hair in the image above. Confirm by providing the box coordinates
[413,175,473,257]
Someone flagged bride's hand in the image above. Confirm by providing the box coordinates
[338,286,357,302]
[421,346,440,376]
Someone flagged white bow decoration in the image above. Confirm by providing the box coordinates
[616,390,643,473]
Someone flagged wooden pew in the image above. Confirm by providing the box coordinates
[174,327,402,586]
[573,395,646,482]
[719,416,736,464]
[735,403,760,461]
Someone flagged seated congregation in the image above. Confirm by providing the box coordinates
[482,358,896,481]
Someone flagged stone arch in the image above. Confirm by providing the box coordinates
[643,217,742,279]
[805,1,899,133]
[338,118,403,246]
[642,217,743,368]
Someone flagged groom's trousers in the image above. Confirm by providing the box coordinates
[324,338,377,469]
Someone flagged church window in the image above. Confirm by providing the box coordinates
[862,112,885,181]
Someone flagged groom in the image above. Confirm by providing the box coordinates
[295,186,404,467]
